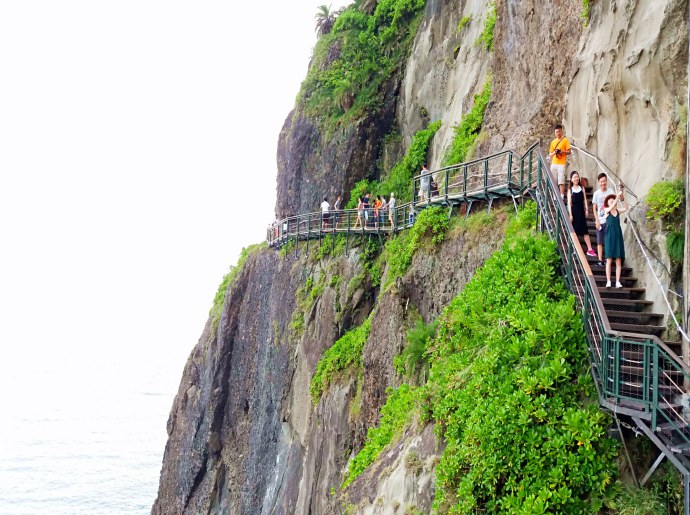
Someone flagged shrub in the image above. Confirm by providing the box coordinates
[298,0,426,130]
[424,233,618,513]
[310,319,372,403]
[383,206,449,288]
[394,319,438,378]
[210,243,265,330]
[442,80,491,166]
[477,2,496,51]
[343,383,417,487]
[646,179,685,225]
[346,120,441,207]
[457,16,471,32]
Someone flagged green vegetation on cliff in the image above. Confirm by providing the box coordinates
[310,318,372,403]
[342,383,417,488]
[347,120,441,207]
[442,80,491,166]
[427,231,618,513]
[646,179,686,265]
[298,0,427,129]
[342,207,620,512]
[382,205,449,288]
[210,243,266,330]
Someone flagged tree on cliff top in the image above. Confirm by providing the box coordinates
[315,5,336,35]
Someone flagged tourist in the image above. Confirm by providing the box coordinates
[567,171,596,257]
[591,173,618,267]
[388,192,396,229]
[380,195,388,227]
[374,195,382,228]
[320,197,330,229]
[363,193,371,228]
[419,164,430,202]
[353,196,363,229]
[333,195,342,228]
[603,193,628,288]
[549,124,571,200]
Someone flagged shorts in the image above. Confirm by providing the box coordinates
[596,224,607,245]
[551,164,566,186]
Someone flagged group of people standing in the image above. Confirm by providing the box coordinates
[352,192,397,229]
[550,124,628,288]
[318,192,398,229]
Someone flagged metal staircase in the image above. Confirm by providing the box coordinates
[524,142,690,513]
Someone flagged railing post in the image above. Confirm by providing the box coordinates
[507,152,513,185]
[463,165,468,200]
[651,343,659,429]
[346,211,350,252]
[613,337,620,402]
[483,158,489,195]
[444,169,449,201]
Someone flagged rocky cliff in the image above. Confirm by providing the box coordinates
[154,1,688,513]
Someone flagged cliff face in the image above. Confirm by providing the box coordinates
[155,1,687,513]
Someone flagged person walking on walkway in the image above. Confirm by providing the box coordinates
[592,173,618,267]
[320,197,331,229]
[549,124,571,201]
[353,196,364,229]
[567,171,596,257]
[419,164,430,202]
[602,193,628,288]
[388,192,396,229]
[333,195,342,228]
[363,193,371,228]
[374,195,382,228]
[380,195,388,227]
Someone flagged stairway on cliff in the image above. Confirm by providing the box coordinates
[573,186,689,461]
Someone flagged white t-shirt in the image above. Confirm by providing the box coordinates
[321,201,330,213]
[388,197,396,209]
[592,188,615,224]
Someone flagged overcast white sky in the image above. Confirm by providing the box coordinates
[0,1,351,384]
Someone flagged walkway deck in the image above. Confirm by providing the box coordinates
[267,150,532,248]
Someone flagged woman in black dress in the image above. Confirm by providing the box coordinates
[567,171,596,257]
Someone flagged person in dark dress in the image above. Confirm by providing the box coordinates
[567,171,596,257]
[603,193,628,288]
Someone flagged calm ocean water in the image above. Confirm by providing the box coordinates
[0,353,180,515]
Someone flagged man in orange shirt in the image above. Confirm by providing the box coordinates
[549,124,571,200]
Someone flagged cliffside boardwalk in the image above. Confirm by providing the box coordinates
[267,143,690,513]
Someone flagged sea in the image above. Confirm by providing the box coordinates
[0,351,182,515]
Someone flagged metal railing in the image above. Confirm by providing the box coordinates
[267,149,532,249]
[526,143,690,456]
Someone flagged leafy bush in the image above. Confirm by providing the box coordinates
[667,230,685,264]
[310,319,372,403]
[581,0,592,26]
[343,383,417,487]
[477,2,496,51]
[442,80,491,166]
[346,120,441,207]
[383,206,449,288]
[424,233,618,513]
[314,234,347,260]
[298,0,426,129]
[394,319,438,378]
[646,179,685,225]
[457,16,471,32]
[210,243,265,330]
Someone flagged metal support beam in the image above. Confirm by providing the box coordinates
[641,452,665,486]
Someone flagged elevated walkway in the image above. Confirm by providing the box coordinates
[267,142,690,511]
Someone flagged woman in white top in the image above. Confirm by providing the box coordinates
[353,196,363,229]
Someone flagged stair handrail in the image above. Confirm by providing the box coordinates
[568,144,688,345]
[534,144,689,370]
[571,143,639,200]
